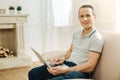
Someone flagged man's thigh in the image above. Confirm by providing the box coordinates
[51,71,89,80]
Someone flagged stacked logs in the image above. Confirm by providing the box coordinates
[0,46,14,58]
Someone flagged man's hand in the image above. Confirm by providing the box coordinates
[47,67,66,76]
[50,57,65,65]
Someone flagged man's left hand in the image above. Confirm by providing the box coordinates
[47,67,66,76]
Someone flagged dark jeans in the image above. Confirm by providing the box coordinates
[28,61,89,80]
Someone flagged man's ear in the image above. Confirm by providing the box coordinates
[94,14,96,20]
[94,14,96,18]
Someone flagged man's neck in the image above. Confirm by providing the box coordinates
[82,27,95,36]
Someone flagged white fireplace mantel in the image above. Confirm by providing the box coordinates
[0,14,32,69]
[0,14,28,23]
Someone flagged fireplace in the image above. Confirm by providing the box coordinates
[0,14,32,69]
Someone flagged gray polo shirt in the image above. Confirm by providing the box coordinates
[68,29,104,65]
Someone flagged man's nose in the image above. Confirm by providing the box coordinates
[83,17,87,20]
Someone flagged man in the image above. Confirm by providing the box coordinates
[28,4,104,80]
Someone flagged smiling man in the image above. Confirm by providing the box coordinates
[28,5,104,80]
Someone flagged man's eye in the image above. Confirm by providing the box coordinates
[86,15,90,17]
[80,15,84,18]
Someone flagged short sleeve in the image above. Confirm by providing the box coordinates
[89,35,104,53]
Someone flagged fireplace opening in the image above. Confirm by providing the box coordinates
[0,46,16,58]
[0,28,17,58]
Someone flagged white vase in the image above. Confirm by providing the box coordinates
[9,10,15,15]
[17,11,21,14]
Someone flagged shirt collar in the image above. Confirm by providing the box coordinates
[81,28,96,38]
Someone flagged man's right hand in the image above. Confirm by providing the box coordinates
[49,57,65,65]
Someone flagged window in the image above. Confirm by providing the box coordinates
[52,0,72,27]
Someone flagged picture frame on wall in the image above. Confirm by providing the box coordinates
[0,9,6,14]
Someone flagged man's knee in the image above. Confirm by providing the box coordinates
[28,69,36,80]
[28,68,36,78]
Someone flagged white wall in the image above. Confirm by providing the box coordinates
[0,0,17,14]
[95,0,116,31]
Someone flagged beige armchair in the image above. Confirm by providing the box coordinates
[42,31,120,80]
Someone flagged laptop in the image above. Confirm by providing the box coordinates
[31,47,69,69]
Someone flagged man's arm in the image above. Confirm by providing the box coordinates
[50,45,73,65]
[64,44,73,60]
[65,51,100,73]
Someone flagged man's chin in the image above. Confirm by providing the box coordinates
[84,27,92,30]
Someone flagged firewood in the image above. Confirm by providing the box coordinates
[0,46,3,50]
[0,46,14,58]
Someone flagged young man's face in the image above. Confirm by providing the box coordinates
[78,7,96,30]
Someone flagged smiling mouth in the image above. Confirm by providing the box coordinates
[83,21,89,24]
[83,22,89,25]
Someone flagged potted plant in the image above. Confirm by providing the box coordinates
[9,6,15,14]
[17,6,22,14]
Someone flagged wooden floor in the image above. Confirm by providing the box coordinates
[0,62,43,80]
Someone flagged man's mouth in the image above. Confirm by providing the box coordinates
[83,22,89,25]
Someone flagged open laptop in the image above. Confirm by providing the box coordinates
[31,47,69,68]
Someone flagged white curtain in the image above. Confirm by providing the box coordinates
[39,0,56,52]
[40,0,74,52]
[40,0,55,27]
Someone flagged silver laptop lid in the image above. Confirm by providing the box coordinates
[31,47,45,63]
